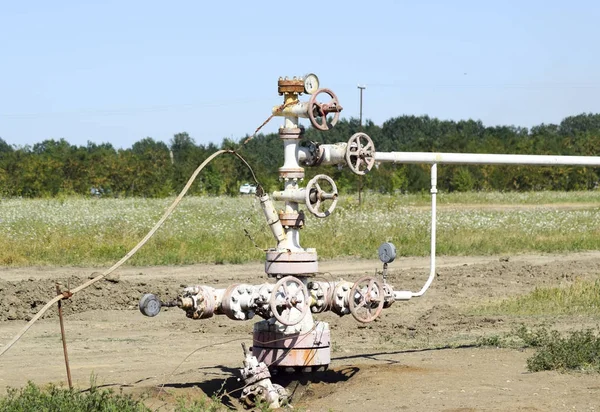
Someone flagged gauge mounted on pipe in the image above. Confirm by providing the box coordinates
[378,242,396,264]
[303,73,320,95]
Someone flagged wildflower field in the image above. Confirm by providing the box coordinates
[1,191,600,267]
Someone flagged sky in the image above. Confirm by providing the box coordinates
[1,0,600,149]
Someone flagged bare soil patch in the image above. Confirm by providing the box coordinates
[1,253,600,411]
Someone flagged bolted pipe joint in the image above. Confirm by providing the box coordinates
[178,285,218,320]
[307,280,334,313]
[331,281,353,316]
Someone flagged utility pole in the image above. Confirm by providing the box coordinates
[357,85,366,206]
[358,85,366,128]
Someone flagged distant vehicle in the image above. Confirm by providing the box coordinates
[90,187,104,197]
[239,183,257,195]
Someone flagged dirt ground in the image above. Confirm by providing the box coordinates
[1,253,600,411]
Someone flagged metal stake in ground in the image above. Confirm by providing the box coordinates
[56,284,73,389]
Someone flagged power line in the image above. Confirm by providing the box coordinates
[366,82,600,89]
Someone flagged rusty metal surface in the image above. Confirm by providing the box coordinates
[278,127,304,138]
[278,78,304,95]
[252,323,331,367]
[278,211,305,228]
[277,167,305,179]
[308,88,343,131]
[179,285,216,319]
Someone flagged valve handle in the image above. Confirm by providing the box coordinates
[349,276,384,323]
[308,88,342,131]
[269,276,309,326]
[346,132,376,175]
[305,174,338,218]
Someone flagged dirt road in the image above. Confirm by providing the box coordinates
[1,253,600,411]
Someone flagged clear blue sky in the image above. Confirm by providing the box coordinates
[1,0,599,149]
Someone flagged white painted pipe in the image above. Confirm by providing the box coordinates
[259,194,286,245]
[297,143,347,167]
[272,188,306,203]
[272,102,310,118]
[393,290,412,301]
[318,143,347,165]
[412,163,437,297]
[375,151,600,166]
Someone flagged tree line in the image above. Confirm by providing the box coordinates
[1,113,600,198]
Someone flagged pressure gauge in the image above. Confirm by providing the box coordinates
[303,73,320,95]
[139,293,161,317]
[378,242,397,264]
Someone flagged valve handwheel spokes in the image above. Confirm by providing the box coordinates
[346,132,376,175]
[305,174,338,218]
[308,88,342,131]
[269,276,309,326]
[349,276,384,323]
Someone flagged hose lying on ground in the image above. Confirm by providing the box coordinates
[0,149,251,358]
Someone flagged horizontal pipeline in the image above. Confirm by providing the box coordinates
[375,152,600,167]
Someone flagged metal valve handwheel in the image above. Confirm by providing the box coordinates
[305,174,338,218]
[308,88,342,131]
[349,276,384,323]
[269,276,309,326]
[346,132,376,175]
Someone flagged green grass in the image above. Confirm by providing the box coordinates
[472,279,600,373]
[1,191,600,266]
[525,328,600,372]
[474,279,600,317]
[0,381,148,412]
[0,381,231,412]
[475,326,600,373]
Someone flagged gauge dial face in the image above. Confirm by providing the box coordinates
[378,242,397,264]
[303,73,320,94]
[139,293,161,317]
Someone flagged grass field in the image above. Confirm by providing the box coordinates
[475,279,600,317]
[1,191,600,266]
